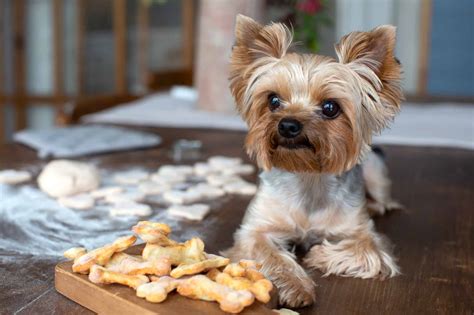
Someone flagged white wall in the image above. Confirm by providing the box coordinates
[335,0,421,94]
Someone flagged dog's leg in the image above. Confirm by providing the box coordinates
[223,229,316,308]
[363,149,402,216]
[303,221,399,279]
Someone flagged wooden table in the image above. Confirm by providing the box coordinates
[0,127,472,315]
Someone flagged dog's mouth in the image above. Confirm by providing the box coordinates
[274,136,315,151]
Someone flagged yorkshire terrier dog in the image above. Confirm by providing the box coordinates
[224,15,403,307]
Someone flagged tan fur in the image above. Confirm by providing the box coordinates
[363,150,403,215]
[230,16,402,174]
[223,229,316,308]
[302,221,399,279]
[227,15,403,308]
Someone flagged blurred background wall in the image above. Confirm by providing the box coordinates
[0,0,473,142]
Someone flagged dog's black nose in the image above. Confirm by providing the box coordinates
[278,118,302,138]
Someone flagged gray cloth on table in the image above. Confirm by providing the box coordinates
[14,125,162,159]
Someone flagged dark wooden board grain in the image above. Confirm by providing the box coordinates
[1,126,473,315]
[55,244,276,315]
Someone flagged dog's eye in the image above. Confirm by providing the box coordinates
[268,94,281,111]
[321,100,341,119]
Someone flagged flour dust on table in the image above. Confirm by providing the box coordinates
[0,156,257,258]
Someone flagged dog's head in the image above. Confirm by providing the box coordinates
[229,15,403,174]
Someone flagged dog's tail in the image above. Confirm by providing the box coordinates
[362,147,402,215]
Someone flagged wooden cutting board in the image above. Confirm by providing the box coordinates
[55,245,278,315]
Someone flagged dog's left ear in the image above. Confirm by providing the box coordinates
[336,25,403,133]
[336,25,399,76]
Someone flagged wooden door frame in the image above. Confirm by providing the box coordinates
[417,0,432,97]
[0,0,4,141]
[12,0,26,131]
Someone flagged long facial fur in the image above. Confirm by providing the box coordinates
[229,15,403,174]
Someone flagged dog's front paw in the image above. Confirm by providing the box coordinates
[275,274,316,308]
[304,238,400,279]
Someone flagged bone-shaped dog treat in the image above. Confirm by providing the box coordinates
[177,275,255,314]
[64,247,87,260]
[223,261,265,281]
[132,221,177,245]
[89,264,149,289]
[72,235,137,274]
[238,259,262,270]
[143,237,206,265]
[65,222,275,313]
[170,254,230,278]
[136,276,185,303]
[105,252,171,276]
[207,268,273,303]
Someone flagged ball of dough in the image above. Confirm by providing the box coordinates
[0,169,32,184]
[38,160,100,198]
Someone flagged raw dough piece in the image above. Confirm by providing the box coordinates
[138,181,171,196]
[0,169,32,184]
[193,162,216,177]
[208,156,243,169]
[58,194,95,210]
[206,174,241,187]
[90,186,124,199]
[150,173,187,185]
[168,204,210,221]
[157,165,194,177]
[172,182,194,191]
[223,180,257,195]
[163,190,202,205]
[221,164,255,176]
[105,191,146,204]
[114,170,149,185]
[37,160,100,198]
[189,183,225,199]
[109,202,152,217]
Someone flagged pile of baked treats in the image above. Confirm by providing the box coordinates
[64,221,274,314]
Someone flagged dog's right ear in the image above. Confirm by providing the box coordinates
[234,14,292,61]
[234,15,263,48]
[230,15,292,113]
